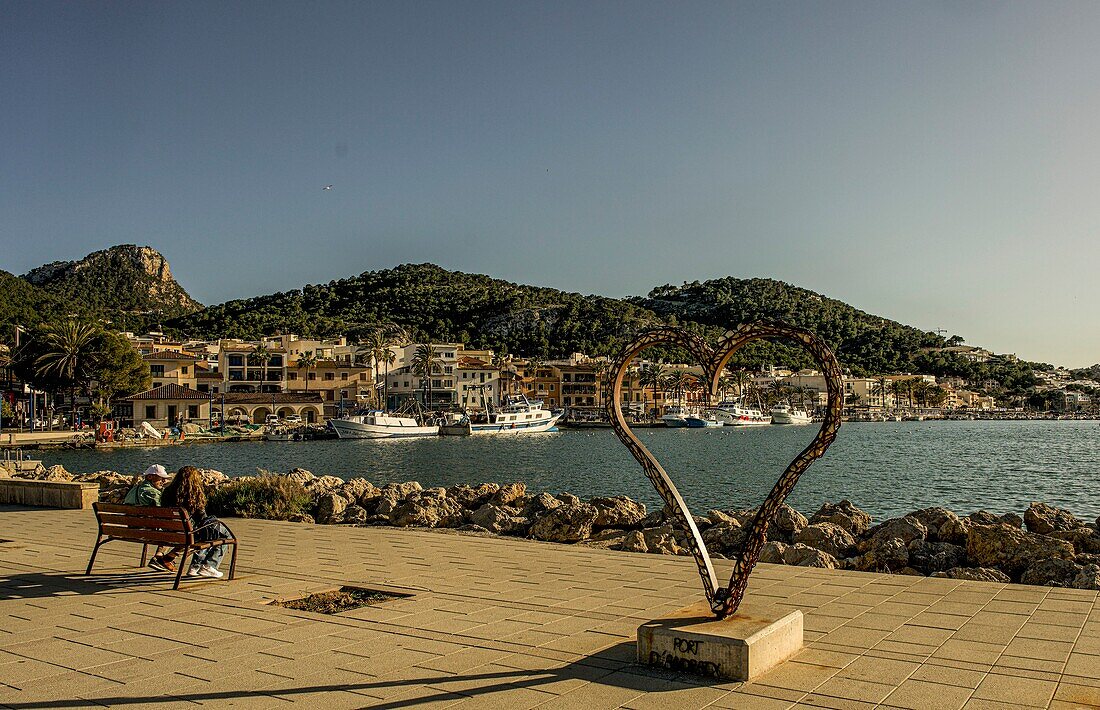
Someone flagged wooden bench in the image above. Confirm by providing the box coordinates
[86,502,239,589]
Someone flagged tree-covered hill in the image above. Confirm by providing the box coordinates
[0,269,88,333]
[23,245,201,323]
[632,278,947,374]
[167,263,663,357]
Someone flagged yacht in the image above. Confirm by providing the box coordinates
[463,394,562,434]
[329,411,440,439]
[684,413,723,428]
[707,399,770,426]
[661,405,691,428]
[770,404,813,425]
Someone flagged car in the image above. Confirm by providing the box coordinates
[265,414,281,425]
[282,414,302,424]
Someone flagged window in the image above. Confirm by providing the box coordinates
[288,372,297,380]
[359,373,368,380]
[308,372,316,380]
[181,366,188,374]
[325,373,335,381]
[197,384,208,392]
[341,373,349,380]
[228,355,243,366]
[150,365,165,377]
[145,405,157,419]
[188,405,199,418]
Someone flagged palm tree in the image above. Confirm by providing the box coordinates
[889,380,905,412]
[639,364,666,417]
[871,377,889,409]
[767,379,787,407]
[296,351,318,392]
[250,342,272,394]
[35,320,99,430]
[663,370,692,405]
[729,368,751,399]
[412,344,440,408]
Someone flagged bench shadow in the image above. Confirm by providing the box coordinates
[1,641,726,709]
[0,571,213,599]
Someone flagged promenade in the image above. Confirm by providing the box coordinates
[1,506,1097,709]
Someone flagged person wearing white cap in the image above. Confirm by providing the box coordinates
[123,464,178,572]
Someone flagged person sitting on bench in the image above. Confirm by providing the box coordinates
[123,464,178,572]
[161,466,229,578]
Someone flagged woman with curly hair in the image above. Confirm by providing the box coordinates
[161,466,229,578]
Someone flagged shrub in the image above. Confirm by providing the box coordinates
[208,476,311,521]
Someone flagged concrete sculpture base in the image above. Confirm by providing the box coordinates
[638,601,803,681]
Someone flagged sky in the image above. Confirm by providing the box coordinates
[1,1,1098,367]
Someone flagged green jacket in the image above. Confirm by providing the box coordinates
[123,480,162,507]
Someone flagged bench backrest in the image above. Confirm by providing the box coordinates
[92,502,194,545]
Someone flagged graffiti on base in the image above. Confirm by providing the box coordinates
[647,650,722,678]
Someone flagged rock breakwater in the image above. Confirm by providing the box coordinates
[7,464,1099,590]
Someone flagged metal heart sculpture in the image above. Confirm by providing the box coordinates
[607,321,844,619]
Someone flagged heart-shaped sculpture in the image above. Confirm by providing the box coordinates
[607,321,844,619]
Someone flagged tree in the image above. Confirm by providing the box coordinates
[412,344,440,408]
[250,342,272,393]
[34,320,99,429]
[663,370,692,405]
[89,330,150,410]
[296,351,318,392]
[729,368,751,399]
[639,364,666,416]
[889,380,905,411]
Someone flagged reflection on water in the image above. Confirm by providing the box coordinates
[41,420,1100,520]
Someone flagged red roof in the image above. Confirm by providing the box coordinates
[122,384,210,401]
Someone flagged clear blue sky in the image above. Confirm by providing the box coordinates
[2,1,1098,367]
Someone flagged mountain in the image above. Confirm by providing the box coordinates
[166,263,950,373]
[0,269,84,334]
[22,245,201,323]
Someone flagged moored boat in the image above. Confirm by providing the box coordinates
[661,405,691,428]
[707,399,770,426]
[330,411,440,439]
[465,394,562,434]
[770,404,813,425]
[684,414,723,428]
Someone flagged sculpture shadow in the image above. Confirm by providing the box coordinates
[0,570,214,600]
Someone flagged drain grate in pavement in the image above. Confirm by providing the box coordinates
[268,586,410,615]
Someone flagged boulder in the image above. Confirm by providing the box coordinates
[968,511,1001,526]
[1048,528,1100,555]
[306,475,344,493]
[966,523,1076,580]
[390,490,465,528]
[1073,564,1100,591]
[701,522,747,556]
[641,524,687,555]
[524,492,563,516]
[810,500,873,535]
[1024,502,1085,535]
[288,512,315,524]
[200,469,229,487]
[782,544,838,569]
[794,522,856,559]
[1000,512,1024,529]
[528,503,598,543]
[1021,558,1082,587]
[27,464,74,482]
[556,492,581,507]
[937,515,971,547]
[371,482,423,516]
[342,505,368,525]
[490,482,527,507]
[760,541,788,564]
[469,504,530,535]
[620,530,648,553]
[447,483,500,509]
[314,493,349,524]
[340,478,379,503]
[284,467,315,484]
[862,516,928,552]
[907,540,968,575]
[932,567,1010,583]
[856,537,910,572]
[590,496,646,529]
[910,507,961,542]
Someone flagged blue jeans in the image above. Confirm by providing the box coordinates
[190,544,225,570]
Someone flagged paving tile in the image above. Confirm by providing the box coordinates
[971,673,1058,708]
[881,678,974,709]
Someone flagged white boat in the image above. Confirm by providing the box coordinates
[464,394,562,434]
[707,399,770,426]
[661,405,691,428]
[684,414,723,428]
[770,405,813,425]
[330,411,440,439]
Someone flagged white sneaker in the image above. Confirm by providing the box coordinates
[198,565,224,578]
[186,566,203,578]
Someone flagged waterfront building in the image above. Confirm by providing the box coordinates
[218,340,287,393]
[287,359,373,417]
[143,351,201,390]
[119,384,213,429]
[455,357,501,411]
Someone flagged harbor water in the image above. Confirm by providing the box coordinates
[39,420,1100,521]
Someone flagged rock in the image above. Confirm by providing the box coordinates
[447,483,500,509]
[1021,558,1082,587]
[457,524,490,534]
[1048,528,1100,555]
[342,505,368,525]
[200,469,228,487]
[24,464,74,482]
[284,467,315,484]
[528,503,598,543]
[907,540,968,575]
[288,512,315,524]
[583,530,629,550]
[968,511,1001,526]
[371,482,423,516]
[524,492,562,516]
[862,516,928,552]
[469,504,530,535]
[1024,502,1085,535]
[856,537,910,572]
[340,478,379,503]
[314,493,349,524]
[966,523,1076,580]
[810,500,873,536]
[794,522,856,559]
[639,509,667,528]
[490,482,527,507]
[932,567,1011,583]
[775,504,809,541]
[556,492,581,507]
[620,530,648,553]
[642,524,687,555]
[1072,564,1100,590]
[782,544,838,569]
[910,507,961,542]
[590,496,646,529]
[937,515,971,547]
[307,475,344,493]
[707,510,740,526]
[760,541,788,564]
[390,490,465,528]
[701,522,747,556]
[999,512,1023,529]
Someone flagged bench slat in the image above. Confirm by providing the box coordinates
[97,514,189,531]
[95,502,183,519]
[100,525,189,545]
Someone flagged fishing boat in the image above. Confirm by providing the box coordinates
[707,399,770,426]
[684,414,723,428]
[329,411,440,439]
[461,394,562,434]
[769,404,813,425]
[661,405,691,428]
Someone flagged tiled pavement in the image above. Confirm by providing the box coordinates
[1,506,1098,709]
